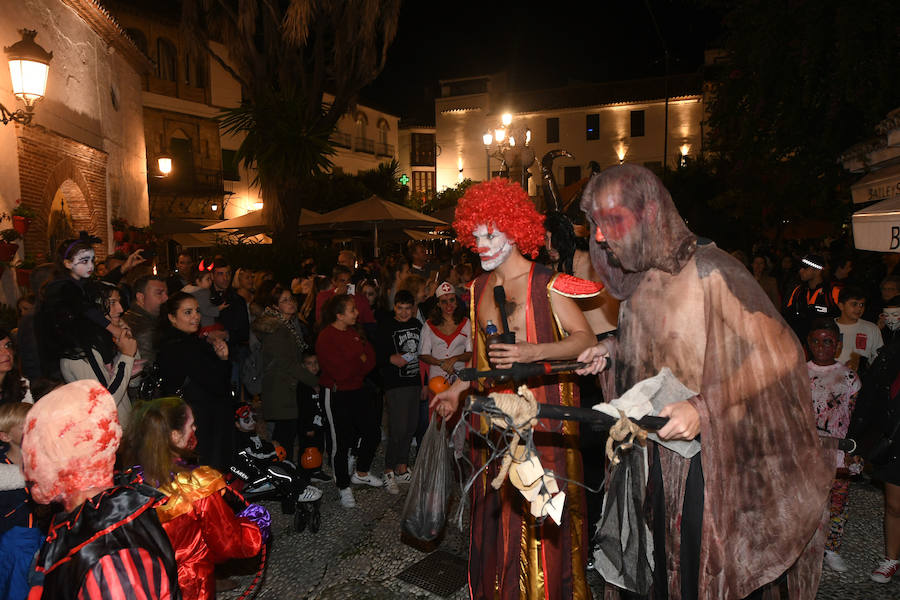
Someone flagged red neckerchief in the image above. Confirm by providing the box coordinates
[427,319,467,346]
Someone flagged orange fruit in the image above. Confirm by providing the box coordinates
[428,376,450,394]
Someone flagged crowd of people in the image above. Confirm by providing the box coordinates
[0,167,899,598]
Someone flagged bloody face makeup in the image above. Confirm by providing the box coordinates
[474,224,514,271]
[807,329,839,366]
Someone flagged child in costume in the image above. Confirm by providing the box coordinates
[806,318,861,573]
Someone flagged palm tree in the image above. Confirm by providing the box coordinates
[182,0,401,264]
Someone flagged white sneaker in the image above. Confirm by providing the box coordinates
[351,472,383,487]
[384,472,399,495]
[395,469,412,484]
[871,558,900,583]
[824,550,848,572]
[298,485,322,503]
[339,487,356,508]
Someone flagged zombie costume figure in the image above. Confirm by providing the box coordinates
[433,179,598,600]
[22,380,179,599]
[578,164,832,599]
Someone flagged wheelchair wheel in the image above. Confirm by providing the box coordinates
[293,505,308,533]
[308,503,321,533]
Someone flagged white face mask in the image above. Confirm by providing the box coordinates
[473,224,513,271]
[883,307,900,331]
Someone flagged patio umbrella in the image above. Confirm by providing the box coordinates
[312,196,447,256]
[853,197,900,252]
[202,209,325,234]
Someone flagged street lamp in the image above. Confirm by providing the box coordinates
[157,154,173,176]
[2,29,53,126]
[482,112,534,190]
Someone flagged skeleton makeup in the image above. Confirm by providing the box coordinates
[474,224,514,271]
[882,307,900,331]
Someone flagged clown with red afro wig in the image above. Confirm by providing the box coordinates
[454,178,545,258]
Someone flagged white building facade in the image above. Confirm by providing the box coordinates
[435,74,705,198]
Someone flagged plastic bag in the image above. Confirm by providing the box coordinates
[401,417,452,542]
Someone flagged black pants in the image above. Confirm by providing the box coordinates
[270,419,299,464]
[323,387,381,489]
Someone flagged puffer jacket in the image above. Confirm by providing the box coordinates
[251,310,318,421]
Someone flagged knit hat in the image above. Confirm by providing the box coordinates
[801,254,825,270]
[436,282,455,298]
[22,380,121,505]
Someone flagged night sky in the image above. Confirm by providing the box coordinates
[362,0,724,121]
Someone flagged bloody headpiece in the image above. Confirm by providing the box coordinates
[454,178,545,258]
[22,380,121,505]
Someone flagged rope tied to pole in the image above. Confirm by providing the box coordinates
[487,385,538,490]
[605,409,649,466]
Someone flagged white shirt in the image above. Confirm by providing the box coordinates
[419,318,472,380]
[835,318,883,364]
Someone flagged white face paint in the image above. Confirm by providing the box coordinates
[883,307,900,331]
[67,249,95,279]
[473,224,514,271]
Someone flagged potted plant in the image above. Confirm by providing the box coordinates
[15,254,36,288]
[112,217,129,243]
[0,228,20,263]
[11,200,36,235]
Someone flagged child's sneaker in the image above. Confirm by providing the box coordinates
[339,487,356,508]
[309,469,331,483]
[298,485,322,503]
[395,469,412,484]
[824,550,848,572]
[871,558,900,583]
[384,471,399,495]
[351,472,383,487]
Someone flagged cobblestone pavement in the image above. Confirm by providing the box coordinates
[221,458,897,599]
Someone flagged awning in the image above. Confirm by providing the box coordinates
[852,197,900,252]
[851,163,900,204]
[404,229,451,241]
[171,233,217,248]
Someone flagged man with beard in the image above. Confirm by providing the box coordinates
[432,178,598,600]
[576,164,832,599]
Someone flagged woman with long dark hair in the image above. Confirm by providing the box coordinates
[419,283,471,383]
[0,329,32,405]
[156,292,233,470]
[315,294,379,508]
[251,285,317,461]
[119,396,266,600]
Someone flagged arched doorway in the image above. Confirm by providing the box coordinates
[46,180,85,258]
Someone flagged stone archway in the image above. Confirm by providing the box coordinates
[30,158,107,262]
[17,127,109,263]
[46,182,79,258]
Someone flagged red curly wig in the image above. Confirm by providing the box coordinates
[453,179,545,258]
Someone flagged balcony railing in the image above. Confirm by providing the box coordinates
[375,142,395,157]
[354,137,375,154]
[330,131,352,149]
[149,166,224,196]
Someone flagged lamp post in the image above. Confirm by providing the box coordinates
[482,113,534,190]
[1,29,52,126]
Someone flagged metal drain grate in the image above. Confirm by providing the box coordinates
[396,550,468,597]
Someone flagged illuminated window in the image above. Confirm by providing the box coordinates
[412,171,435,195]
[586,114,599,141]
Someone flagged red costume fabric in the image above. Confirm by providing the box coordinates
[156,467,262,600]
[466,265,590,600]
